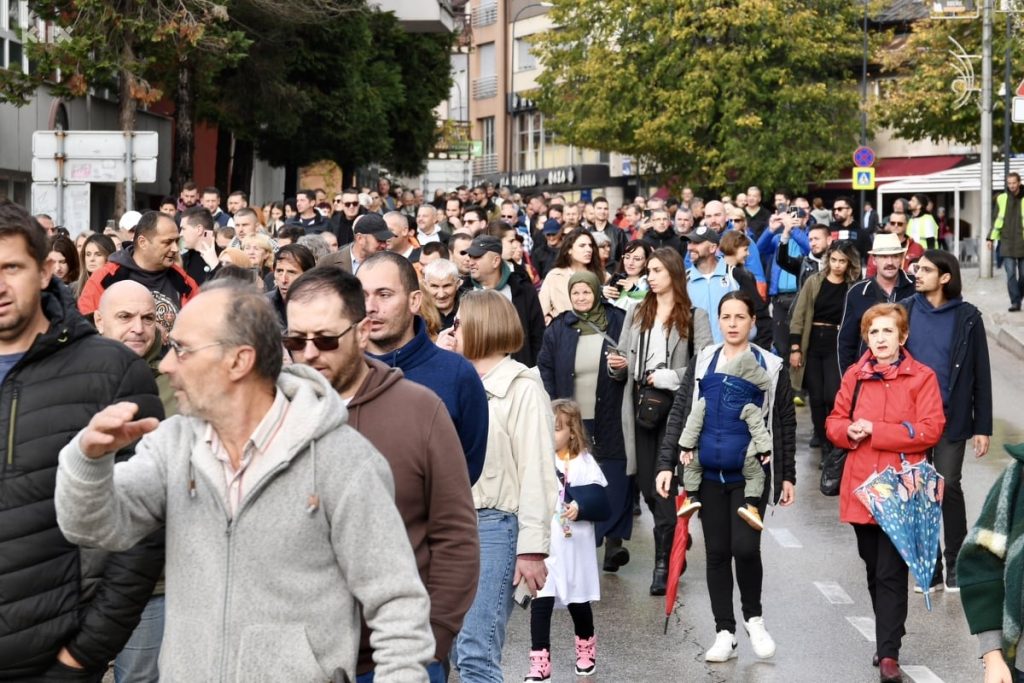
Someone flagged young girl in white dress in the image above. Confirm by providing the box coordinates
[524,399,609,682]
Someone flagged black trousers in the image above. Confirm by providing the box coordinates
[932,436,968,572]
[634,418,678,540]
[771,292,797,356]
[853,523,908,660]
[699,479,766,633]
[530,597,594,651]
[804,326,841,450]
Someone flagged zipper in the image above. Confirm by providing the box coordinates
[219,520,234,682]
[6,388,18,466]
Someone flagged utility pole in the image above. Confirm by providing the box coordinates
[980,0,994,279]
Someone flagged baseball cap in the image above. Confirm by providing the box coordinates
[119,211,142,231]
[353,213,393,242]
[684,225,720,244]
[542,218,561,235]
[463,235,502,258]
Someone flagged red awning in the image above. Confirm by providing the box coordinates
[822,155,967,189]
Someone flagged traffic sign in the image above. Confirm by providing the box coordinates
[1014,97,1024,123]
[852,167,876,191]
[1017,79,1024,97]
[32,157,157,183]
[32,131,159,159]
[853,146,876,168]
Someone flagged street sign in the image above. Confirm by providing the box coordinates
[1016,79,1024,97]
[1013,97,1024,123]
[931,0,978,19]
[852,167,876,191]
[853,146,876,168]
[32,131,159,159]
[31,182,91,234]
[471,140,483,158]
[32,157,157,183]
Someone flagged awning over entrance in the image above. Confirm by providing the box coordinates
[822,155,967,189]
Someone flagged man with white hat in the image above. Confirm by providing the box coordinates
[836,232,916,372]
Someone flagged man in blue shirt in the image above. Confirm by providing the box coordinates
[757,208,810,355]
[685,226,738,345]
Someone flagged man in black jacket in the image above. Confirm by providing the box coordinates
[461,235,544,366]
[777,222,832,288]
[903,250,992,592]
[179,206,220,285]
[837,233,916,372]
[329,188,364,247]
[0,200,164,680]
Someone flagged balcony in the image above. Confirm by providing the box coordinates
[369,0,455,32]
[472,74,498,100]
[474,155,499,175]
[472,0,497,27]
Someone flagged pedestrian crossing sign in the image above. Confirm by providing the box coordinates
[852,167,876,190]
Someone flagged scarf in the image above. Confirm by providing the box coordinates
[854,351,904,381]
[569,271,607,335]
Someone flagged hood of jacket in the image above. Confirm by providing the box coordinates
[107,246,179,290]
[365,316,436,372]
[910,292,963,315]
[346,358,403,412]
[22,277,97,366]
[481,356,538,400]
[271,364,350,452]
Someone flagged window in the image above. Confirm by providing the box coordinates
[482,117,495,157]
[1,0,27,72]
[515,38,537,72]
[477,42,495,78]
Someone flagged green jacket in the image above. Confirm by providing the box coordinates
[958,445,1024,669]
[989,191,1024,241]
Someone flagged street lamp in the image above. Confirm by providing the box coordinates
[507,1,553,177]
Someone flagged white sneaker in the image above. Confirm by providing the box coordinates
[744,617,776,659]
[704,630,738,662]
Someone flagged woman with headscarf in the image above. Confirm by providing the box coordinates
[538,272,633,573]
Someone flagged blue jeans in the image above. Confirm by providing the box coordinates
[114,595,165,683]
[452,509,518,683]
[1003,256,1024,307]
[356,661,445,683]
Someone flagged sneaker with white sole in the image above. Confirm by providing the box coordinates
[737,504,764,532]
[523,649,551,682]
[677,499,702,518]
[704,630,738,662]
[574,635,596,676]
[744,616,776,659]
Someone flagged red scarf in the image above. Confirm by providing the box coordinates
[854,352,904,381]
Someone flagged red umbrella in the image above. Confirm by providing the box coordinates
[663,494,692,634]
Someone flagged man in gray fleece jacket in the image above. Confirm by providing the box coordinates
[55,284,434,682]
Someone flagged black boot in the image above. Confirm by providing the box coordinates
[603,538,631,572]
[649,530,669,596]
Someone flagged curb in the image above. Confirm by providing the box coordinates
[996,326,1024,362]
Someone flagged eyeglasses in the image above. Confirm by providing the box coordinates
[834,206,850,212]
[889,221,906,227]
[342,201,359,208]
[167,339,224,361]
[281,322,358,352]
[333,198,344,203]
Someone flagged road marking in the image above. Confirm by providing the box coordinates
[903,665,946,683]
[767,527,802,548]
[846,616,876,642]
[813,581,854,604]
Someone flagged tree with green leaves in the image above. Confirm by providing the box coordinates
[873,14,1024,151]
[532,0,865,192]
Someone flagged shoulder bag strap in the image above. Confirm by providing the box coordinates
[849,379,863,419]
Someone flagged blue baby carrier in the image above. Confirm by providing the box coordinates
[696,347,768,484]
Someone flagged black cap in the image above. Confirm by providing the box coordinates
[354,213,393,242]
[463,235,502,258]
[684,225,720,244]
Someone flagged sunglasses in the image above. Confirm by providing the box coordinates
[282,322,358,352]
[889,221,906,227]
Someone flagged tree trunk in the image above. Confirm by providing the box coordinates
[172,60,195,194]
[114,41,137,217]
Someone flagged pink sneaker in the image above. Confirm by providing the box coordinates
[574,635,597,676]
[523,648,551,682]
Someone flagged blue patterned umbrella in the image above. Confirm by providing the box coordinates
[854,456,945,610]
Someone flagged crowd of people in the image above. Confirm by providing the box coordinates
[0,172,1019,683]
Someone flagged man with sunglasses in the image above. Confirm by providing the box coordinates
[286,267,478,683]
[865,211,924,278]
[829,195,871,263]
[57,282,435,681]
[330,188,364,247]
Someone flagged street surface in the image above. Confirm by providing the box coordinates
[476,341,1024,683]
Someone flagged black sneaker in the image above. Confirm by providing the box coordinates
[1010,305,1022,312]
[809,434,821,449]
[945,566,959,593]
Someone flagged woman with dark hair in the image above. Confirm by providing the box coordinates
[283,198,298,222]
[48,235,80,287]
[826,303,945,682]
[607,247,712,595]
[538,228,605,323]
[266,201,286,236]
[75,233,116,298]
[537,271,632,573]
[788,241,861,465]
[602,240,651,311]
[656,290,797,664]
[907,193,939,249]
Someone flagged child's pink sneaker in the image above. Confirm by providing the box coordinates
[574,635,597,676]
[523,648,551,682]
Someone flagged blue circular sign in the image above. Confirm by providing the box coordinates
[853,146,875,168]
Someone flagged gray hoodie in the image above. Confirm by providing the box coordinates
[56,365,433,682]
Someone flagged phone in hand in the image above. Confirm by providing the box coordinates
[513,581,533,609]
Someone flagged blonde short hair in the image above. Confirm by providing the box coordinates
[459,289,524,360]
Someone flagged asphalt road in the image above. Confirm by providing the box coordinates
[475,341,1024,683]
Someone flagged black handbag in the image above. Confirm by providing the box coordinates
[634,326,674,430]
[819,380,863,497]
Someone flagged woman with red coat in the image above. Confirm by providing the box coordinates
[826,303,945,683]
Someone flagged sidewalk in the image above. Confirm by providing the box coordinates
[960,265,1024,361]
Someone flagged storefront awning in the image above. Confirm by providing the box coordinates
[822,155,967,189]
